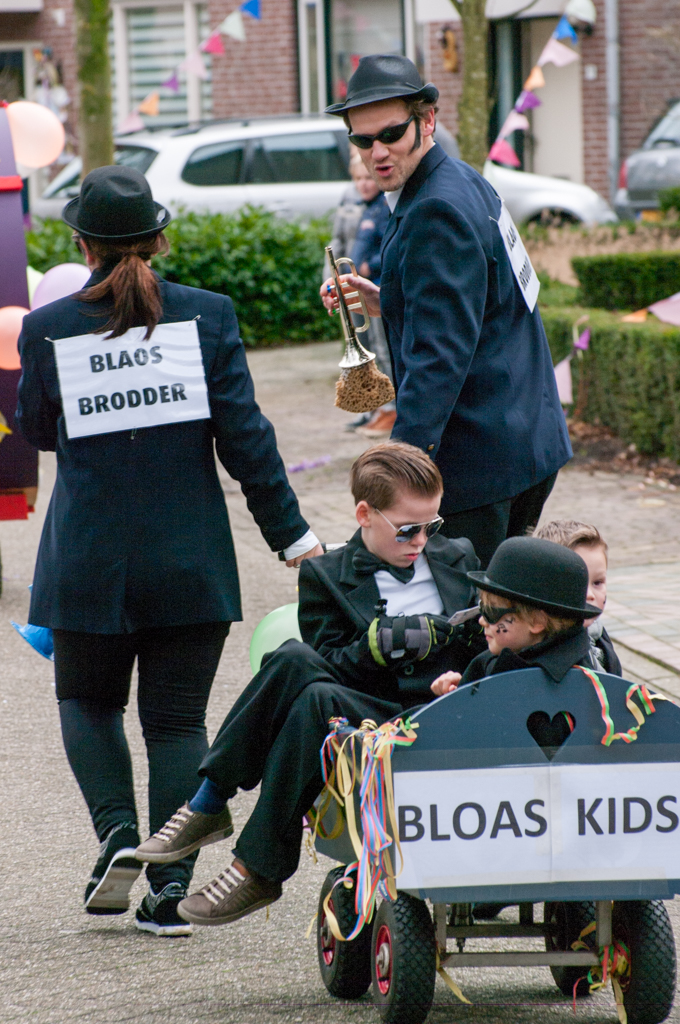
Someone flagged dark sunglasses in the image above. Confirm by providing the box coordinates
[348,116,415,150]
[374,508,444,543]
[479,602,520,625]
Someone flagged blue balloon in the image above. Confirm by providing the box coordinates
[11,621,54,660]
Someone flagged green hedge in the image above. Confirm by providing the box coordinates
[571,252,680,311]
[541,306,680,459]
[26,208,338,347]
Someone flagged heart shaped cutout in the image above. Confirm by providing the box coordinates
[526,710,576,761]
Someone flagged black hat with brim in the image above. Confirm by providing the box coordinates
[325,54,439,115]
[62,165,171,239]
[467,536,602,620]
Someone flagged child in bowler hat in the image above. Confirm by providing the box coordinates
[430,536,603,698]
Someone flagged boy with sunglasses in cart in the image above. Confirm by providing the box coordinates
[135,442,485,925]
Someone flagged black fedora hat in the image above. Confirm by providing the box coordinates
[468,537,601,619]
[62,165,171,239]
[325,54,438,116]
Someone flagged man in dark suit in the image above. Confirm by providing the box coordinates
[321,55,572,568]
[135,442,482,925]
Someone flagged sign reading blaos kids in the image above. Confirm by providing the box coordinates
[395,761,680,891]
[53,320,210,439]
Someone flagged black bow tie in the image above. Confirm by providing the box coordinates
[352,547,416,584]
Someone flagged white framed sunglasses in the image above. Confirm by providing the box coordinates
[374,507,444,543]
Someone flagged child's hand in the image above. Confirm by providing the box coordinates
[430,671,462,697]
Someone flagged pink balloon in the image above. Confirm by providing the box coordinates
[31,263,91,310]
[6,101,65,169]
[0,306,29,371]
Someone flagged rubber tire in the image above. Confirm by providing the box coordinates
[612,900,676,1024]
[544,900,596,997]
[371,894,436,1024]
[317,866,372,999]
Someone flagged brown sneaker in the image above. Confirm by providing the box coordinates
[135,803,233,864]
[177,862,282,926]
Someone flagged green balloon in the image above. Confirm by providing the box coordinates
[249,603,301,673]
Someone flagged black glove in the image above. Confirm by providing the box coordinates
[368,613,456,666]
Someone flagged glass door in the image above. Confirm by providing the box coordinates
[325,0,404,106]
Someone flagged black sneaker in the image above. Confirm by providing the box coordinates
[135,883,194,936]
[84,823,142,915]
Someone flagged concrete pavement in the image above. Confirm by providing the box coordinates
[1,341,679,1023]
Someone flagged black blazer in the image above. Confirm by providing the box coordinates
[380,143,572,516]
[16,270,308,632]
[461,624,592,686]
[298,529,480,706]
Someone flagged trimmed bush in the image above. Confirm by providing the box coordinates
[659,187,680,215]
[571,251,680,310]
[25,208,338,347]
[154,207,336,346]
[26,218,86,272]
[541,306,680,459]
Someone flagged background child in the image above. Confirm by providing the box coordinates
[535,520,620,674]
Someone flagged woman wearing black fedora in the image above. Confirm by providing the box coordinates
[16,165,321,935]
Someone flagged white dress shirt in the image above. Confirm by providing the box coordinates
[374,553,443,616]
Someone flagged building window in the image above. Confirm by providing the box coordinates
[325,0,404,105]
[112,2,212,129]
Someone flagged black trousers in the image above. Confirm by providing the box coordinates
[199,640,403,883]
[441,473,557,569]
[53,621,230,890]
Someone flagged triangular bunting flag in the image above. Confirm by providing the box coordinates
[138,91,160,116]
[219,9,246,41]
[161,72,180,92]
[515,90,541,113]
[621,309,648,323]
[554,354,573,405]
[179,49,209,80]
[201,31,226,54]
[241,0,261,18]
[554,15,578,43]
[499,110,529,138]
[538,37,580,68]
[523,65,545,91]
[118,110,145,134]
[488,139,521,167]
[649,292,680,326]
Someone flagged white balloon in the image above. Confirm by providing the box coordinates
[6,101,65,170]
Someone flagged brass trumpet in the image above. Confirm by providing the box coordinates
[326,245,396,413]
[325,246,374,368]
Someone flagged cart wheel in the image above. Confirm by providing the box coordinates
[317,866,372,999]
[544,900,595,997]
[371,894,436,1024]
[612,900,676,1024]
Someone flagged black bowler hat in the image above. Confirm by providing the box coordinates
[325,54,439,116]
[62,165,172,239]
[468,537,602,619]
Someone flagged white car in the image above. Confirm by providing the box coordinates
[34,114,616,226]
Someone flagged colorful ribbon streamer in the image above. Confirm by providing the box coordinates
[316,715,418,943]
[577,665,675,745]
[571,920,631,1024]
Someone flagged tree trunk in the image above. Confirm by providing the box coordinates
[451,0,489,173]
[74,0,113,175]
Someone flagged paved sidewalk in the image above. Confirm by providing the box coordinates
[602,563,680,699]
[2,341,680,1024]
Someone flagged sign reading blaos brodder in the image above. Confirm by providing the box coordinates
[395,761,680,891]
[54,320,210,439]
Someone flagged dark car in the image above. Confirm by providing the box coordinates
[616,100,680,219]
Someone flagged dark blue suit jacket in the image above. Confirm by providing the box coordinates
[380,143,572,516]
[16,270,309,633]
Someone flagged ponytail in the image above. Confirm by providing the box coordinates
[75,231,169,340]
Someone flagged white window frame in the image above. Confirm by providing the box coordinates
[110,0,207,125]
[298,1,416,115]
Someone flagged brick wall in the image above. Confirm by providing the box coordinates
[620,0,680,157]
[207,0,299,118]
[423,21,463,141]
[579,0,608,198]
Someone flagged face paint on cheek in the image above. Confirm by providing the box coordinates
[494,616,514,635]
